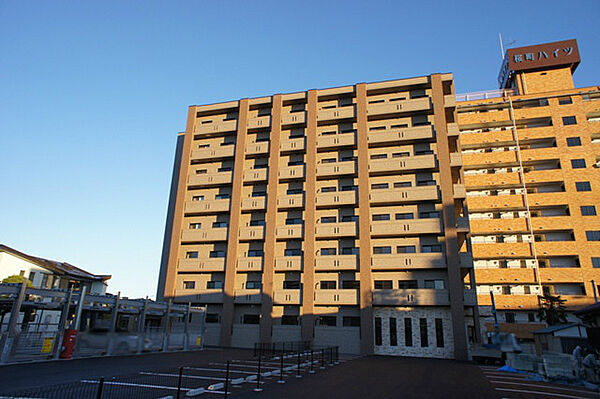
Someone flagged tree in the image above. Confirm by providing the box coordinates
[537,294,568,325]
[1,275,33,287]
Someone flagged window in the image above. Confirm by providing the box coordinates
[424,280,445,289]
[319,316,337,327]
[284,249,302,256]
[243,314,260,324]
[404,318,413,346]
[41,274,49,288]
[419,318,428,347]
[205,313,219,323]
[375,317,382,346]
[341,215,359,222]
[283,281,301,289]
[246,281,262,289]
[374,280,393,289]
[341,185,358,192]
[397,245,416,254]
[189,223,202,229]
[321,186,336,193]
[576,181,592,192]
[558,96,572,105]
[371,183,389,190]
[586,231,600,241]
[571,159,586,169]
[592,258,600,268]
[372,214,390,221]
[212,222,228,228]
[581,206,597,216]
[394,181,412,188]
[320,281,337,289]
[28,272,35,282]
[281,315,299,325]
[392,152,410,158]
[567,137,581,146]
[248,250,264,257]
[505,312,515,323]
[207,281,224,289]
[390,318,398,346]
[286,188,303,195]
[218,167,233,172]
[528,313,535,322]
[341,247,360,255]
[370,154,387,159]
[183,281,195,289]
[192,195,205,201]
[209,250,226,258]
[502,286,512,295]
[524,286,531,295]
[422,245,442,253]
[373,246,392,254]
[196,169,208,174]
[285,218,303,225]
[321,216,337,223]
[562,116,577,125]
[420,211,440,219]
[215,194,230,199]
[186,251,198,259]
[341,280,360,289]
[395,213,414,220]
[321,248,336,255]
[321,158,336,164]
[249,220,266,226]
[251,191,267,197]
[435,318,444,348]
[342,316,360,327]
[398,280,418,289]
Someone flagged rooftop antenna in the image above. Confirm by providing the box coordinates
[499,33,517,60]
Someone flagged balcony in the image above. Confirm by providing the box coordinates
[191,145,235,161]
[247,116,271,129]
[241,197,266,211]
[315,222,357,238]
[177,258,225,272]
[316,190,357,208]
[372,289,450,306]
[370,219,442,237]
[280,138,305,152]
[314,255,358,271]
[314,289,359,305]
[238,226,265,241]
[194,120,237,135]
[536,241,578,257]
[188,171,233,187]
[281,112,306,126]
[447,123,459,137]
[366,97,431,117]
[175,289,224,303]
[234,289,262,304]
[470,218,528,234]
[450,152,462,168]
[181,228,228,242]
[444,94,456,108]
[276,224,303,240]
[472,242,532,258]
[456,217,470,233]
[465,172,521,189]
[453,184,466,199]
[243,168,268,183]
[317,132,356,150]
[317,106,355,122]
[316,160,356,178]
[369,185,438,205]
[531,216,572,232]
[463,151,517,168]
[273,289,302,305]
[371,253,446,270]
[184,199,230,214]
[245,141,269,156]
[236,257,263,272]
[369,154,436,175]
[277,194,304,209]
[279,165,305,180]
[274,256,303,272]
[367,125,434,146]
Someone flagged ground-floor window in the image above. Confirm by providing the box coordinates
[404,318,413,347]
[435,318,444,348]
[389,318,397,346]
[375,317,382,345]
[420,318,428,347]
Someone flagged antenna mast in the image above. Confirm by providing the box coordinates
[499,32,505,59]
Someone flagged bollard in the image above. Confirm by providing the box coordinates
[320,348,325,369]
[296,350,302,378]
[254,354,263,392]
[176,367,183,399]
[335,346,339,364]
[310,349,315,373]
[224,361,230,399]
[96,377,104,399]
[329,347,334,366]
[278,346,285,384]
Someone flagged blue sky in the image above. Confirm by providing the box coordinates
[1,1,598,299]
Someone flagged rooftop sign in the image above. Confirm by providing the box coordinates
[498,39,580,88]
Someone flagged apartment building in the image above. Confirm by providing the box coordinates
[457,39,600,338]
[158,73,478,359]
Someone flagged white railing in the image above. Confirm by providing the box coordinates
[456,89,515,103]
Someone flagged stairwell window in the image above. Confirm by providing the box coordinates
[375,317,382,346]
[581,206,597,216]
[571,159,586,169]
[567,137,581,147]
[592,258,600,268]
[435,318,444,348]
[576,182,591,192]
[558,96,573,105]
[404,318,413,346]
[562,116,577,125]
[586,231,600,241]
[419,318,429,347]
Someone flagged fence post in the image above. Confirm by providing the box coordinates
[296,350,301,378]
[278,346,285,384]
[310,349,315,373]
[96,377,104,399]
[224,360,230,399]
[183,303,190,350]
[137,297,149,354]
[254,353,263,392]
[0,282,28,364]
[176,366,183,399]
[162,299,172,352]
[320,348,325,369]
[335,346,339,364]
[52,287,73,359]
[106,291,120,356]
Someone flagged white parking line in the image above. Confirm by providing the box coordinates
[139,372,227,381]
[495,387,592,399]
[185,367,256,375]
[81,380,188,391]
[209,362,279,370]
[491,380,597,395]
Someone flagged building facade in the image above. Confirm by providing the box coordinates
[158,73,477,359]
[457,39,600,339]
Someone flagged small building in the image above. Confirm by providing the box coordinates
[533,323,587,355]
[0,244,111,295]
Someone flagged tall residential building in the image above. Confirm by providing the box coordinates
[457,39,600,338]
[158,73,477,359]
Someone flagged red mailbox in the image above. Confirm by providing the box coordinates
[59,329,78,359]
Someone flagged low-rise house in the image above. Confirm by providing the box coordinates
[533,323,587,355]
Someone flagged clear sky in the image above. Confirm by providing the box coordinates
[1,1,598,299]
